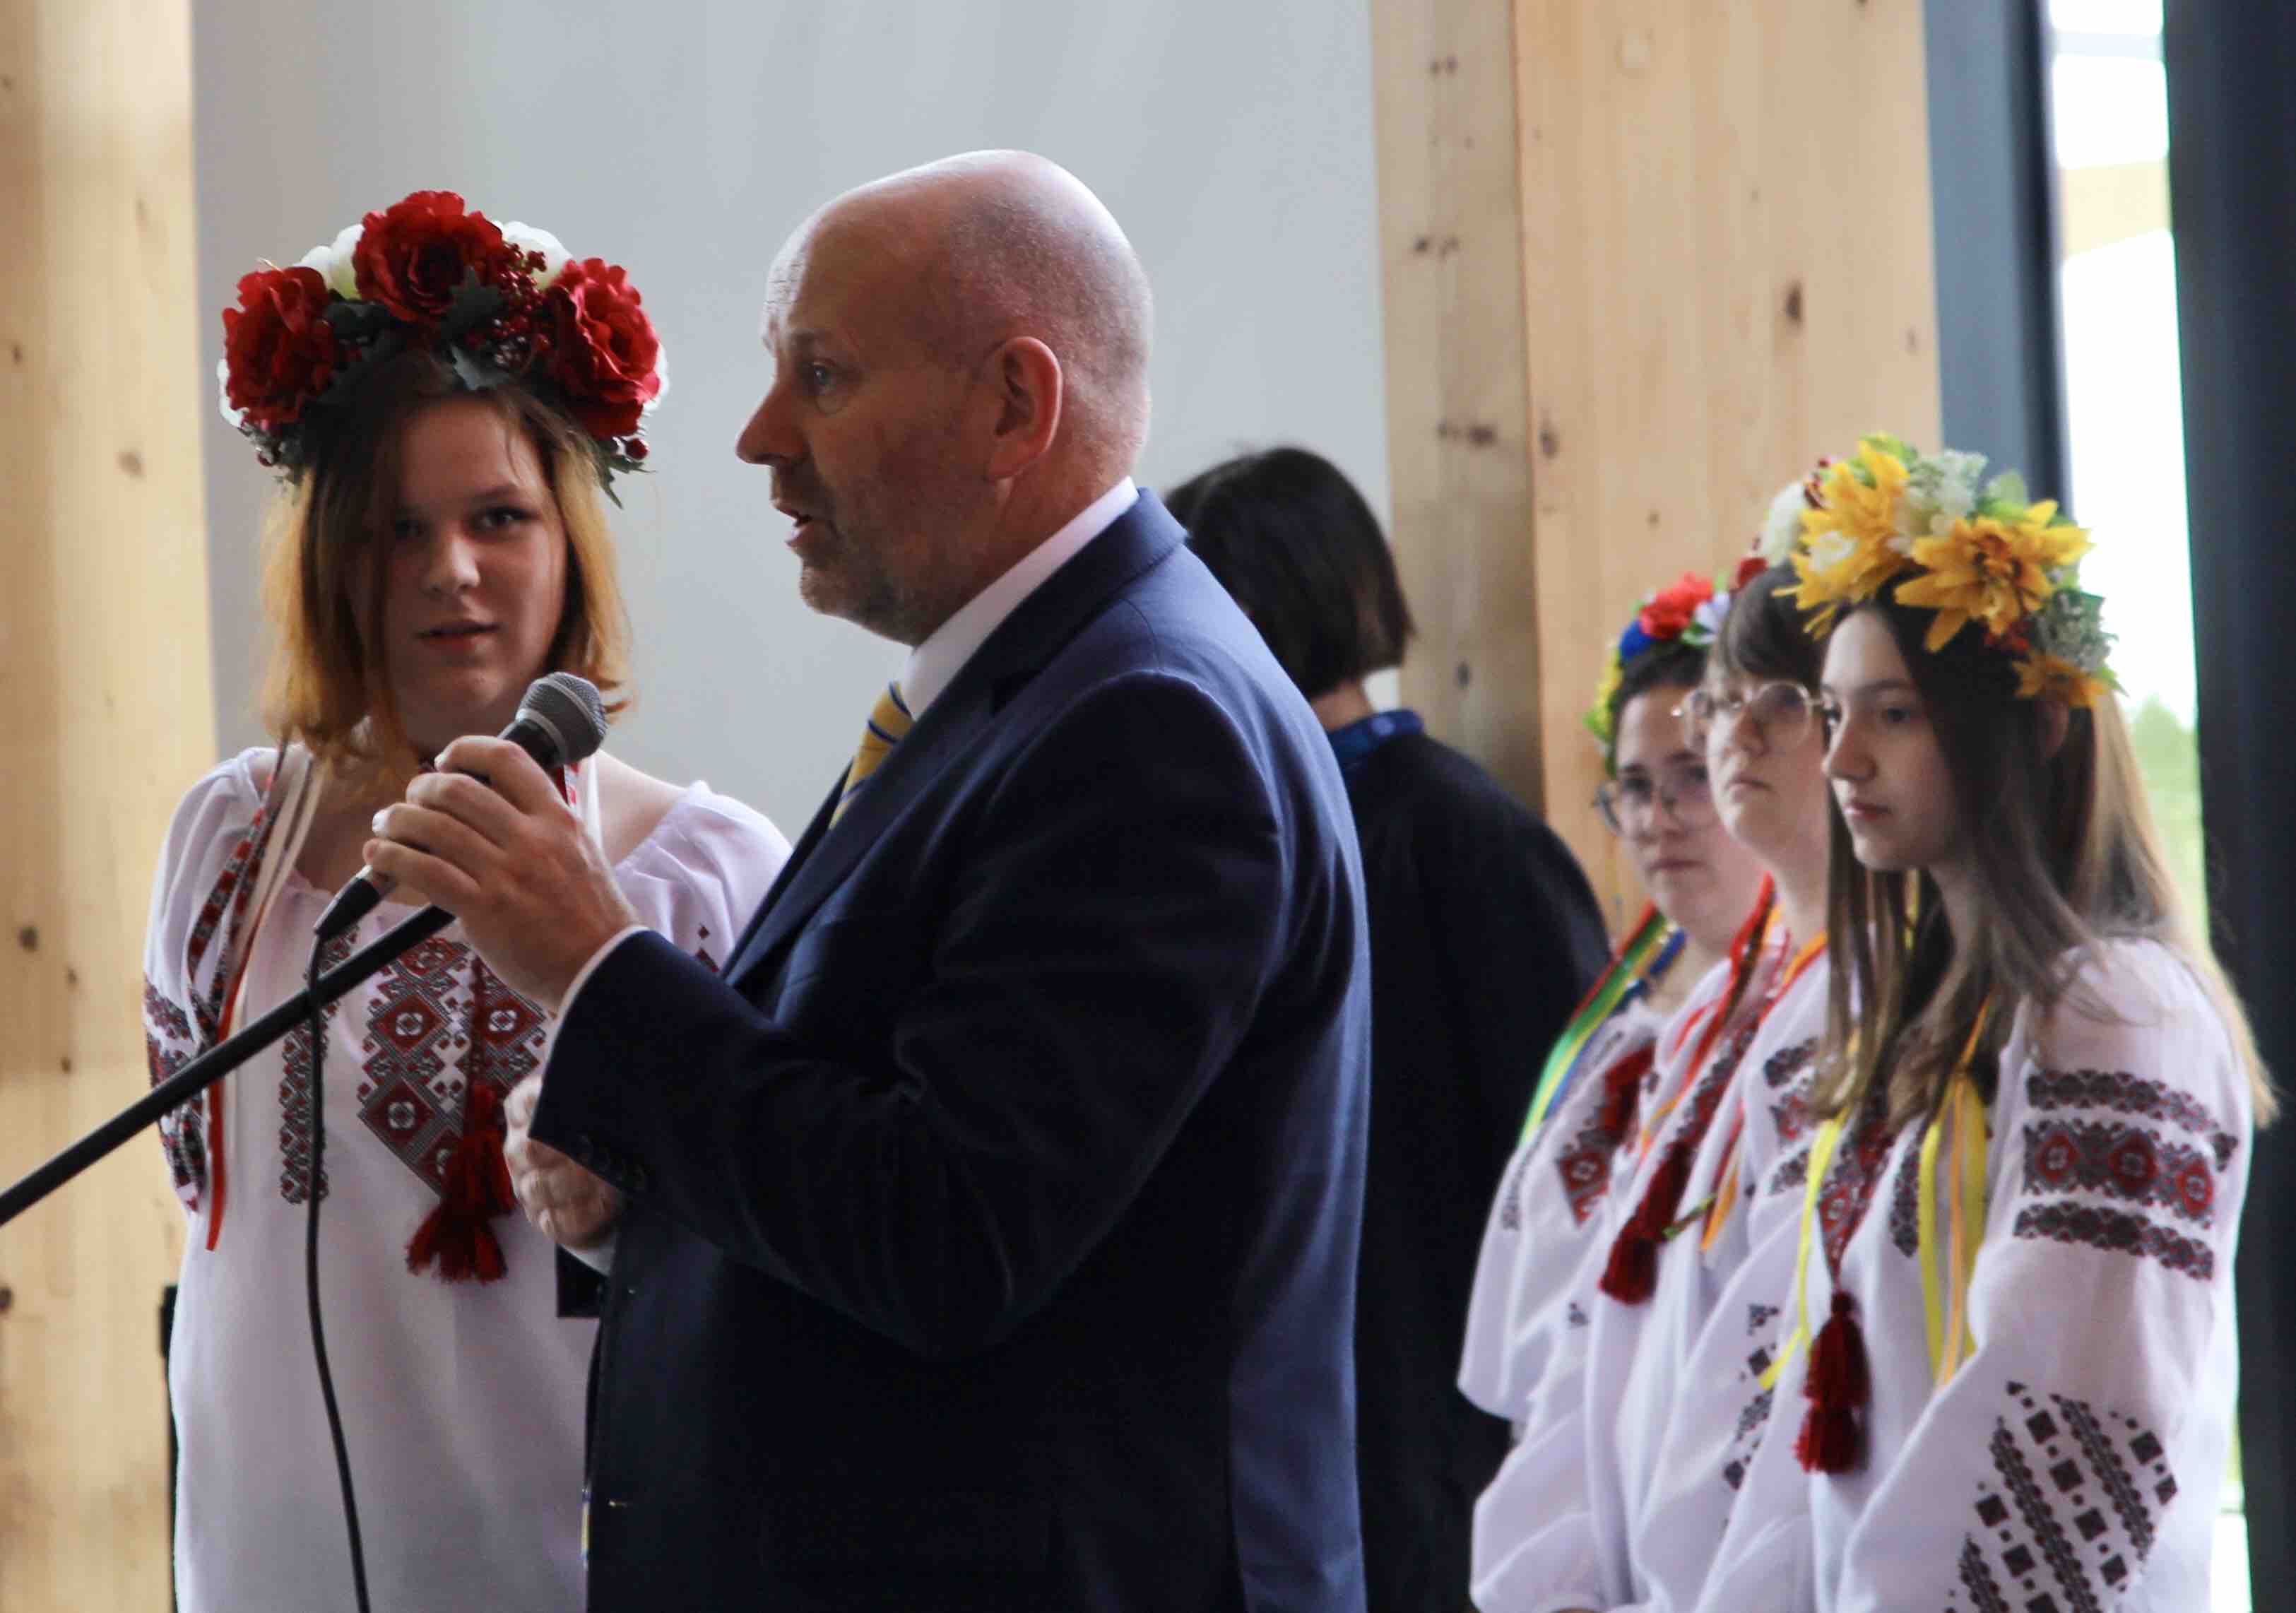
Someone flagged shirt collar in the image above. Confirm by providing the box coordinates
[901,478,1138,717]
[1325,708,1424,776]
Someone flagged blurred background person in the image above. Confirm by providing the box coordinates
[1169,444,1609,1613]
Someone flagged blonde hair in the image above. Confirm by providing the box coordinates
[1816,591,2272,1128]
[257,352,631,787]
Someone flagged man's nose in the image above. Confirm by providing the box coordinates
[736,387,794,468]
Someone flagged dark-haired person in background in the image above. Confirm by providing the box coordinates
[1168,447,1609,1613]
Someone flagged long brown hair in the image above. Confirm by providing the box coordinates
[257,351,632,786]
[1814,585,2272,1126]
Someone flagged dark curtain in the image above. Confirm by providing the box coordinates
[2164,2,2296,1607]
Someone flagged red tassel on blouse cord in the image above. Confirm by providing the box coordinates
[406,1082,516,1283]
[1599,1144,1689,1305]
[1795,1291,1869,1474]
[1595,1046,1655,1140]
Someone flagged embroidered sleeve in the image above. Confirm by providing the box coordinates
[627,793,791,972]
[140,753,269,1213]
[1462,1011,1657,1421]
[144,975,205,1207]
[1836,946,2249,1612]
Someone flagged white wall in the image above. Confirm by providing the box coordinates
[191,0,1390,834]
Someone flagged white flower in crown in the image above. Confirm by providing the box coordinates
[1760,480,1808,566]
[1688,590,1732,645]
[295,222,364,301]
[215,355,244,428]
[1805,527,1859,574]
[1905,447,1988,536]
[644,341,669,413]
[499,220,572,288]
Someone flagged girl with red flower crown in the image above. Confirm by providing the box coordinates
[1688,438,2269,1612]
[150,192,791,1611]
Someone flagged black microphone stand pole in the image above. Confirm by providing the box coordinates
[0,904,458,1228]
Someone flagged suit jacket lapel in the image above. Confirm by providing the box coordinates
[721,772,840,979]
[723,491,1187,988]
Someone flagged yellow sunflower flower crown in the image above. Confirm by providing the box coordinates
[1777,433,2117,707]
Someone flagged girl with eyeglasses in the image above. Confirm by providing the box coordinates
[1692,437,2268,1612]
[1484,549,1845,1613]
[1470,555,1832,1612]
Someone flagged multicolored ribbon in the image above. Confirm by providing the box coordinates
[1763,997,1994,1394]
[1517,904,1683,1147]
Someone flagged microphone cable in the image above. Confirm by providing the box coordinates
[304,931,374,1613]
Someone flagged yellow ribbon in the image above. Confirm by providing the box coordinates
[1918,1000,1994,1386]
[1767,1003,1994,1398]
[1761,1112,1843,1392]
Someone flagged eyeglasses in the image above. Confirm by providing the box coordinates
[1677,680,1821,750]
[1594,761,1715,835]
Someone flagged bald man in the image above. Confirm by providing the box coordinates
[368,153,1373,1611]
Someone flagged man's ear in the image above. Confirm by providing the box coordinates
[983,337,1063,480]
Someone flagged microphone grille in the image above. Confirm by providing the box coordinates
[519,673,612,764]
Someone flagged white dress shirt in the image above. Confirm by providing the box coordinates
[899,476,1137,716]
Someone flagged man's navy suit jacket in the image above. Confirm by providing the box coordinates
[534,491,1373,1612]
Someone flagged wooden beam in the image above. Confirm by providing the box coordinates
[1374,0,1943,932]
[0,0,212,1602]
[1371,0,1548,812]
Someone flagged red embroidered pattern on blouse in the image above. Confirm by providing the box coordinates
[2023,1120,2216,1224]
[2011,1068,2227,1280]
[355,938,549,1194]
[1816,1088,1899,1273]
[276,930,355,1204]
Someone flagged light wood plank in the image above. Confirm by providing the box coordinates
[1371,0,1549,810]
[1375,0,1943,932]
[0,0,211,1602]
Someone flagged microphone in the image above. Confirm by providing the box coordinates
[313,672,610,942]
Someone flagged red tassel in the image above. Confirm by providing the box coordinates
[1599,1145,1690,1305]
[1794,1292,1869,1473]
[406,1082,516,1284]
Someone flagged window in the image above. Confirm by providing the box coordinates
[2047,4,2244,1607]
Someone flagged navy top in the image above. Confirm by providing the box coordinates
[1325,708,1427,777]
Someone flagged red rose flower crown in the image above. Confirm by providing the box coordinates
[217,190,666,494]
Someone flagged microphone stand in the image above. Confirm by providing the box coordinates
[0,904,456,1228]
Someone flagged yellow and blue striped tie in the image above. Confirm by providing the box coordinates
[833,681,913,823]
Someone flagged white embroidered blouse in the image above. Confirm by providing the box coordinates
[1470,938,1785,1612]
[144,747,788,1613]
[1460,993,1669,1427]
[1695,939,2251,1613]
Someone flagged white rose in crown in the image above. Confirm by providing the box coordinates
[295,222,365,301]
[499,221,572,288]
[215,357,244,428]
[1760,480,1809,566]
[1804,528,1859,574]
